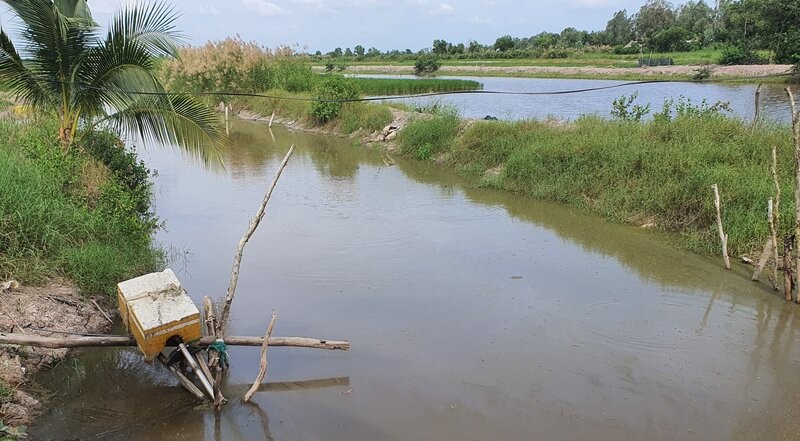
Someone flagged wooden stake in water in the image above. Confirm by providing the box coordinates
[768,199,780,291]
[752,83,763,131]
[269,110,276,128]
[786,86,800,302]
[242,310,277,404]
[712,184,731,270]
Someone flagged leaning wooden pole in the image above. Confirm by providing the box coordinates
[712,184,731,270]
[787,87,800,302]
[0,333,350,350]
[217,145,296,337]
[242,310,277,404]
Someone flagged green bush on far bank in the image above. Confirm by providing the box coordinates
[398,109,794,256]
[0,119,162,298]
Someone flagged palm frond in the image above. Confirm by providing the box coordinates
[0,28,53,111]
[106,94,228,165]
[111,2,184,58]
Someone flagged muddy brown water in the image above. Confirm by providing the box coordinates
[32,119,800,440]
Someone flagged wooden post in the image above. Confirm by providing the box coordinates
[769,199,780,290]
[204,296,227,408]
[217,145,296,338]
[752,83,763,131]
[786,87,800,302]
[712,184,731,270]
[269,110,276,128]
[785,235,795,301]
[752,238,773,281]
[242,310,277,404]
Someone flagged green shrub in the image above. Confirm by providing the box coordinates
[310,76,360,123]
[414,54,440,75]
[717,44,767,65]
[611,92,651,121]
[0,119,161,298]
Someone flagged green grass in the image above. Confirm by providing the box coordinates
[398,112,794,256]
[349,77,482,95]
[0,119,162,298]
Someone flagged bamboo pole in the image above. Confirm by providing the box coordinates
[0,333,350,350]
[712,184,731,270]
[217,145,296,337]
[269,110,276,128]
[242,310,277,404]
[787,87,800,302]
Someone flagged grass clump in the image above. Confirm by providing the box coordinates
[399,109,793,256]
[398,110,460,160]
[351,77,481,95]
[0,119,161,298]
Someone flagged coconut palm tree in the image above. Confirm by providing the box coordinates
[0,0,225,162]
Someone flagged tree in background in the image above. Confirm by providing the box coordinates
[494,35,515,52]
[354,44,365,58]
[633,0,677,44]
[0,0,224,161]
[605,10,634,45]
[677,0,715,44]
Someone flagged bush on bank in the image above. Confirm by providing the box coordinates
[0,118,162,298]
[398,109,793,256]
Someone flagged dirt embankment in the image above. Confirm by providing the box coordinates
[0,282,113,427]
[335,63,794,79]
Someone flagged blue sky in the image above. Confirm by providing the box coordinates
[6,0,684,53]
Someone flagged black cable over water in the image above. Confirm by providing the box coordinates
[40,71,797,104]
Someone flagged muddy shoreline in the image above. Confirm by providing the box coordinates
[0,283,113,427]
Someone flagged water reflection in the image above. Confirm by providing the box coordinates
[31,122,800,441]
[365,75,794,124]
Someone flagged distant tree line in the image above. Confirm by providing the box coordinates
[314,0,799,65]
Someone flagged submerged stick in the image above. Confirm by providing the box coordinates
[242,310,277,404]
[787,87,800,302]
[217,145,296,337]
[712,184,731,270]
[0,333,350,350]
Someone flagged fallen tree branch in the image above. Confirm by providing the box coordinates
[218,145,296,337]
[0,333,350,350]
[242,310,277,404]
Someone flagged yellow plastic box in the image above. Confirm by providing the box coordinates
[117,269,201,361]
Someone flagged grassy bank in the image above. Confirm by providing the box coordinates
[395,110,793,256]
[0,118,162,298]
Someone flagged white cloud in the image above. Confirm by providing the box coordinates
[571,0,615,6]
[241,0,290,16]
[197,5,221,16]
[430,3,454,14]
